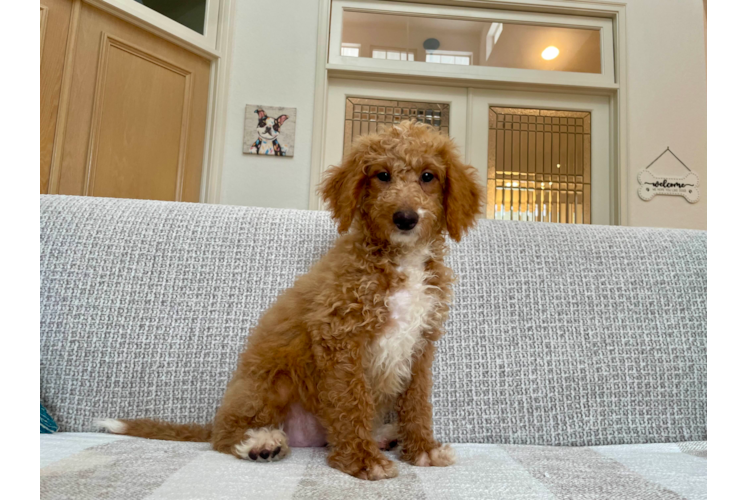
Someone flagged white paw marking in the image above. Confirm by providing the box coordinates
[94,419,127,434]
[414,444,456,467]
[365,462,399,480]
[234,427,289,462]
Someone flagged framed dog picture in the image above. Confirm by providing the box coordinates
[243,105,297,157]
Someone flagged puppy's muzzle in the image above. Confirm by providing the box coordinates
[393,210,419,231]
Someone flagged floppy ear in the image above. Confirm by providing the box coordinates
[319,147,369,233]
[441,142,482,242]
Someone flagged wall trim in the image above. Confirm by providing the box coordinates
[308,0,333,210]
[200,0,236,203]
[86,0,221,59]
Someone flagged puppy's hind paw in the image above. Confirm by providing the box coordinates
[234,427,289,462]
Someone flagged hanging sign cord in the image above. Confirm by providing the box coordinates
[644,147,692,172]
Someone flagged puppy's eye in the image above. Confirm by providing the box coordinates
[421,172,435,183]
[376,172,391,182]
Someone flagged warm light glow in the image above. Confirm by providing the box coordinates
[542,46,560,60]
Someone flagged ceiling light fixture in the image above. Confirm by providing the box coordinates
[542,46,559,60]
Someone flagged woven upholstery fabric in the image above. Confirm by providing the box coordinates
[41,434,707,500]
[40,195,707,445]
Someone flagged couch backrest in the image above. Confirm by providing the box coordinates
[40,195,707,446]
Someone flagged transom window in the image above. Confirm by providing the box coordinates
[330,0,616,88]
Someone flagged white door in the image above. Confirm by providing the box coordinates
[320,78,468,202]
[469,89,611,224]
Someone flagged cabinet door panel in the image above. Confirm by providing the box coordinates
[58,3,210,202]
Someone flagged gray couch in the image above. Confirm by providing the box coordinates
[40,195,706,499]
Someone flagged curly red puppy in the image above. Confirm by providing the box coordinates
[97,121,481,480]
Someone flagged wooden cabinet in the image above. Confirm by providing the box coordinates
[40,0,211,202]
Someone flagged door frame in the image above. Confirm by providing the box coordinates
[308,0,629,226]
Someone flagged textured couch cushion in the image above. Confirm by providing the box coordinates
[40,195,707,446]
[40,433,706,500]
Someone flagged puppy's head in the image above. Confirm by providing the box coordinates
[255,109,288,141]
[320,121,481,245]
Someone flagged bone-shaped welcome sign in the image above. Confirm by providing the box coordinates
[637,170,699,203]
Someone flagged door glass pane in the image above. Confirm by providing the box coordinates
[341,10,601,74]
[343,97,449,156]
[487,107,591,223]
[133,0,206,34]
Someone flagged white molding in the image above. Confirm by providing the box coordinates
[611,3,628,226]
[86,0,221,59]
[465,87,474,165]
[204,0,220,46]
[326,62,619,90]
[310,0,628,225]
[308,0,333,210]
[200,0,235,204]
[403,0,625,17]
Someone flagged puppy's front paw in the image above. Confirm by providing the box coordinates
[355,458,399,481]
[330,451,399,481]
[413,444,456,467]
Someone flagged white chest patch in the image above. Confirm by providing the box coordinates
[368,249,435,396]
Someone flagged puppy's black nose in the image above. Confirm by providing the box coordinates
[393,210,419,231]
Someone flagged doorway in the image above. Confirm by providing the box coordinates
[323,79,612,225]
[469,89,610,224]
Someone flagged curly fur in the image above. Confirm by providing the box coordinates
[98,122,481,480]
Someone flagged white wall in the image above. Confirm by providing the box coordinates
[217,0,707,230]
[623,0,707,229]
[219,0,320,209]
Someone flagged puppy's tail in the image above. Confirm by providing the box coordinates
[95,418,212,442]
